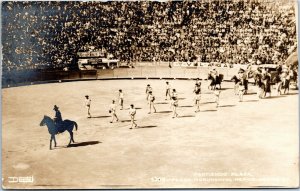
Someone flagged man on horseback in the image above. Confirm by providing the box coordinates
[53,105,63,133]
[209,67,218,82]
[208,67,222,90]
[237,68,248,94]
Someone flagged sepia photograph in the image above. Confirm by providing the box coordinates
[1,0,299,189]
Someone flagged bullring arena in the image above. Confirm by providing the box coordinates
[1,0,299,189]
[2,66,299,189]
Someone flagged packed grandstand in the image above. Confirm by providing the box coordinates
[1,0,297,72]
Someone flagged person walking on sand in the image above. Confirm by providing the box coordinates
[109,100,119,123]
[129,104,138,129]
[171,96,179,118]
[85,95,91,118]
[118,89,124,110]
[194,89,201,112]
[165,81,171,100]
[238,81,245,102]
[145,84,153,100]
[148,91,157,114]
[171,89,178,99]
[194,80,201,94]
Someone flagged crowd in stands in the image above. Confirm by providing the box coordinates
[2,0,297,71]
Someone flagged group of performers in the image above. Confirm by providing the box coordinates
[51,64,297,130]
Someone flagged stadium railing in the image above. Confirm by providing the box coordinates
[2,65,242,88]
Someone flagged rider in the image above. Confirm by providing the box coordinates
[276,64,282,75]
[263,68,272,97]
[238,68,245,81]
[53,105,63,132]
[209,67,218,81]
[238,68,248,93]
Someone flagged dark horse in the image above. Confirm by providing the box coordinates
[40,115,78,150]
[254,73,266,98]
[231,75,248,95]
[272,72,291,95]
[208,74,223,90]
[289,69,298,90]
[281,76,291,94]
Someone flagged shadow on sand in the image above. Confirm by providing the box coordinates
[201,109,217,112]
[179,115,195,118]
[287,92,298,95]
[124,107,142,110]
[156,111,172,114]
[220,88,233,90]
[121,120,132,123]
[91,116,110,119]
[219,105,235,108]
[245,92,257,95]
[244,100,259,102]
[201,101,215,105]
[67,141,101,148]
[156,102,169,105]
[264,95,286,99]
[137,125,157,129]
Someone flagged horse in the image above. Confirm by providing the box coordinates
[254,73,266,98]
[208,74,223,90]
[281,77,290,94]
[231,75,248,95]
[272,73,283,95]
[262,73,271,97]
[231,75,240,95]
[289,69,298,90]
[40,115,78,150]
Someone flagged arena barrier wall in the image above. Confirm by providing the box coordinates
[2,66,242,88]
[97,66,240,80]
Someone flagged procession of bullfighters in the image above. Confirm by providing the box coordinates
[2,0,299,189]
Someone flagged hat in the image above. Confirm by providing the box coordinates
[85,95,89,98]
[147,84,150,86]
[53,105,59,110]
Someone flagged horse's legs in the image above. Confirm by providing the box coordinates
[71,131,75,143]
[53,135,57,147]
[50,135,53,150]
[67,131,72,146]
[67,130,75,145]
[284,84,287,94]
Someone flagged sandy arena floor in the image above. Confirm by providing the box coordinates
[2,79,299,189]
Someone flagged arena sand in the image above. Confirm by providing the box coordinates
[2,80,299,189]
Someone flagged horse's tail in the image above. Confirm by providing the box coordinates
[74,122,78,131]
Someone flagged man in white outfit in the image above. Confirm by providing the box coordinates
[85,95,91,118]
[109,100,119,123]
